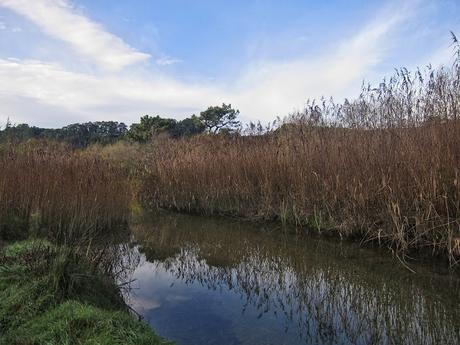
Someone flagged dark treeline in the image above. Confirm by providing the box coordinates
[0,120,128,148]
[0,103,241,147]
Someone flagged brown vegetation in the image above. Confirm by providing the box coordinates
[0,141,131,244]
[139,64,460,265]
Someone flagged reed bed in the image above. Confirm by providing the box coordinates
[0,140,131,244]
[0,142,163,344]
[140,64,460,265]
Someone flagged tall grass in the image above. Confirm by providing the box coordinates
[140,60,460,265]
[0,140,131,244]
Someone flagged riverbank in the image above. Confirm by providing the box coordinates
[0,240,173,345]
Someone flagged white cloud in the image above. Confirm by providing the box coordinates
[0,58,225,126]
[0,0,430,127]
[229,2,414,121]
[156,56,182,66]
[0,0,150,70]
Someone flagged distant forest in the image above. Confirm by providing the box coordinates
[0,103,241,147]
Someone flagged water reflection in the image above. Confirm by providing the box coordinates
[126,212,460,345]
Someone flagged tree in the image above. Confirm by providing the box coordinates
[128,114,207,142]
[0,122,49,143]
[58,121,128,147]
[127,115,177,143]
[0,121,127,147]
[199,103,241,133]
[171,115,205,138]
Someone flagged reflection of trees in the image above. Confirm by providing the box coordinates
[132,213,460,345]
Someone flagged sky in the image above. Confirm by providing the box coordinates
[0,0,459,128]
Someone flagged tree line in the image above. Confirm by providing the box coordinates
[0,103,241,147]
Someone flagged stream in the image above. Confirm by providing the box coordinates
[122,212,460,345]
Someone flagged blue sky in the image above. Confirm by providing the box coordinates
[0,0,459,127]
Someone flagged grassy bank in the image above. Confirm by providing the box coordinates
[0,240,171,345]
[139,64,460,266]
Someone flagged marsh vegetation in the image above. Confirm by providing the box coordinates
[1,33,460,345]
[0,141,131,243]
[140,60,460,266]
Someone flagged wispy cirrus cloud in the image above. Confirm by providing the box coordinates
[156,56,182,66]
[0,0,150,70]
[0,0,447,127]
[229,1,417,119]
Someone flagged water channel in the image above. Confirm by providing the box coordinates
[122,212,460,345]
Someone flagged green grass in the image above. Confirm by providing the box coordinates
[0,240,173,345]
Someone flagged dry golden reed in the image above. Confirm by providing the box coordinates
[140,65,460,265]
[0,140,131,244]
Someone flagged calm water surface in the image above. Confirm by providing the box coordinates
[123,213,460,345]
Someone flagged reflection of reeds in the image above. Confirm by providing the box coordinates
[0,141,131,244]
[140,64,460,265]
[133,214,460,345]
